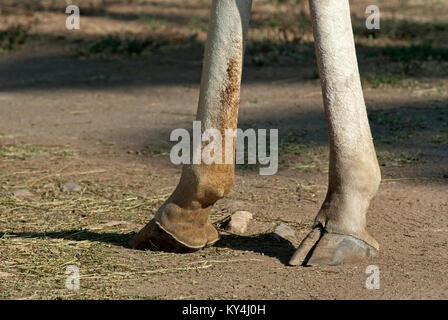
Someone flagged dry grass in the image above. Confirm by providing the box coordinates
[0,143,270,299]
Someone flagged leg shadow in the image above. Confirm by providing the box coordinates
[1,230,296,265]
[214,233,296,266]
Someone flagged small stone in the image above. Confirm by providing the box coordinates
[272,222,296,242]
[11,189,35,199]
[62,182,82,192]
[225,211,253,234]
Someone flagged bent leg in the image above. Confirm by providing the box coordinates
[130,0,252,252]
[290,0,381,266]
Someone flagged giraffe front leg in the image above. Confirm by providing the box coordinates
[290,0,381,266]
[130,0,252,252]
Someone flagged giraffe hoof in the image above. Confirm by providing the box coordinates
[129,219,219,253]
[129,219,197,252]
[289,226,377,266]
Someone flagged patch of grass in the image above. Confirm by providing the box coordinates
[377,150,422,167]
[74,34,202,59]
[0,144,199,299]
[431,133,448,144]
[369,105,448,144]
[286,149,326,172]
[187,17,208,33]
[377,45,448,63]
[368,108,428,143]
[75,36,157,57]
[0,235,115,299]
[0,25,29,52]
[362,44,448,76]
[138,14,161,29]
[356,19,448,42]
[277,130,328,172]
[246,40,311,67]
[278,130,308,155]
[440,169,448,179]
[0,171,257,299]
[362,72,404,89]
[0,145,75,160]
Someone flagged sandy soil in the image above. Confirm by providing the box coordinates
[0,0,447,299]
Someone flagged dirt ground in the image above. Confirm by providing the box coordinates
[0,0,447,299]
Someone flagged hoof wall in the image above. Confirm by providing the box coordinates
[289,227,377,266]
[306,233,377,266]
[129,219,201,253]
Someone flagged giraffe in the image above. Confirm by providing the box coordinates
[129,0,381,266]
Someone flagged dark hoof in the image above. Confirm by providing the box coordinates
[129,219,201,253]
